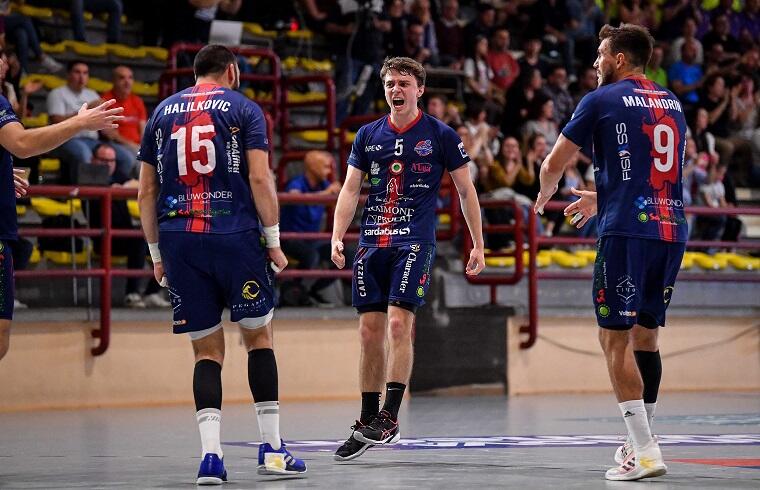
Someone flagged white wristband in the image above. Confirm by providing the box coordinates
[262,224,280,248]
[148,242,161,263]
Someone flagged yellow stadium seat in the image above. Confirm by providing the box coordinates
[547,249,588,268]
[39,158,61,173]
[295,130,328,143]
[344,131,357,143]
[16,205,27,216]
[713,252,760,271]
[23,113,49,128]
[110,255,128,266]
[43,249,90,266]
[574,249,597,262]
[65,41,107,57]
[17,4,53,18]
[438,213,451,225]
[30,197,82,217]
[535,250,553,268]
[87,77,113,93]
[282,57,298,70]
[143,46,168,61]
[22,74,65,91]
[300,59,333,71]
[40,41,67,54]
[486,256,515,268]
[29,247,41,265]
[242,88,255,99]
[127,200,140,219]
[243,22,277,38]
[286,91,326,103]
[106,44,147,59]
[680,253,694,270]
[688,251,726,271]
[286,30,313,40]
[131,82,158,97]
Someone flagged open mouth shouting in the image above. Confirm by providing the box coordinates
[392,97,405,108]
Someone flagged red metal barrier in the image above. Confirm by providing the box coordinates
[280,74,336,153]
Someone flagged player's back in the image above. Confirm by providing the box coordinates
[565,77,688,243]
[140,83,269,234]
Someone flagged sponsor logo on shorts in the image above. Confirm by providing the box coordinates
[399,252,418,293]
[356,259,367,297]
[410,244,421,252]
[616,275,636,304]
[598,304,610,317]
[414,139,433,156]
[412,162,432,173]
[664,285,674,304]
[416,286,425,297]
[242,280,260,300]
[618,310,637,317]
[595,288,606,304]
[638,212,649,223]
[593,253,607,290]
[173,319,187,326]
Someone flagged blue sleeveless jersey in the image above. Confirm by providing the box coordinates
[0,96,20,240]
[562,77,688,243]
[347,112,469,247]
[138,83,268,234]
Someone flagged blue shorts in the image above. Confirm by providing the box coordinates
[352,243,435,313]
[160,229,275,334]
[0,240,14,320]
[593,235,685,329]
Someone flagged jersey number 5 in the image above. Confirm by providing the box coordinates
[652,123,674,173]
[394,138,403,156]
[171,125,216,176]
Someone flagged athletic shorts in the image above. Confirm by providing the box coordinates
[593,235,685,329]
[160,229,275,334]
[352,243,435,313]
[0,240,14,320]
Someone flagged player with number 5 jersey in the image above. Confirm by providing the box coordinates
[137,45,305,486]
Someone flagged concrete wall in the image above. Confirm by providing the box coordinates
[507,316,760,395]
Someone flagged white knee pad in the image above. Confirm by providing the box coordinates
[187,322,223,341]
[238,308,274,330]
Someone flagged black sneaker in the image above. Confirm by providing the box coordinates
[334,420,373,461]
[353,410,401,445]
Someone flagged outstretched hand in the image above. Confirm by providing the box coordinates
[77,99,125,131]
[563,187,598,228]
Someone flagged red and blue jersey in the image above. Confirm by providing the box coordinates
[562,77,688,243]
[138,83,269,234]
[0,96,19,240]
[348,112,469,247]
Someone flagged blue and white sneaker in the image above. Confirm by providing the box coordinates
[197,453,227,485]
[257,441,307,475]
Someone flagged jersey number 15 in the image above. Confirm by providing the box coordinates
[170,125,216,176]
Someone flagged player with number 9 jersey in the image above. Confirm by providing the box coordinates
[138,81,268,234]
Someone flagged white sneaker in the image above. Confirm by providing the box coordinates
[39,54,64,73]
[605,441,667,481]
[13,298,28,309]
[143,292,170,308]
[124,293,146,308]
[614,438,632,464]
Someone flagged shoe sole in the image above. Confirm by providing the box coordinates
[606,466,667,481]
[257,466,307,476]
[352,430,401,446]
[196,476,225,485]
[334,442,373,462]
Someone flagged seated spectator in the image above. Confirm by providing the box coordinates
[30,0,123,44]
[570,66,597,104]
[100,65,146,175]
[87,143,169,308]
[464,35,503,122]
[426,93,462,126]
[455,123,491,184]
[646,44,668,88]
[668,17,704,66]
[463,2,496,56]
[408,0,439,65]
[695,162,728,243]
[668,40,703,111]
[730,73,760,182]
[478,135,534,194]
[384,0,407,58]
[280,151,342,307]
[541,65,574,127]
[464,98,498,156]
[299,0,328,32]
[545,153,586,237]
[518,37,550,77]
[0,50,41,117]
[513,132,547,200]
[521,94,559,151]
[487,28,520,94]
[402,21,437,66]
[690,107,720,166]
[533,0,576,76]
[0,4,63,74]
[659,0,702,41]
[702,13,741,55]
[435,0,465,69]
[737,0,759,43]
[502,66,543,138]
[619,0,658,31]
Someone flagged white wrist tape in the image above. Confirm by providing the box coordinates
[262,224,280,248]
[148,242,161,263]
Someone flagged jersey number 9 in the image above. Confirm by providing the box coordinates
[652,123,674,173]
[171,125,217,176]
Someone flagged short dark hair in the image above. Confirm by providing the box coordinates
[67,60,88,72]
[193,44,237,78]
[598,23,654,69]
[380,57,426,87]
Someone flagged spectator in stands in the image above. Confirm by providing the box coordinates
[695,162,729,242]
[702,13,741,56]
[521,93,559,151]
[100,65,145,175]
[402,21,437,66]
[709,0,741,37]
[699,74,750,175]
[532,0,576,76]
[32,0,124,44]
[408,0,439,65]
[545,152,586,237]
[691,107,720,166]
[570,66,597,104]
[731,73,760,181]
[0,50,41,117]
[668,40,703,111]
[326,0,386,124]
[435,0,465,69]
[518,37,550,77]
[300,0,328,31]
[737,0,759,43]
[384,0,407,58]
[646,44,667,88]
[478,135,533,194]
[542,65,574,127]
[87,142,169,308]
[682,136,701,206]
[464,35,503,118]
[502,66,543,138]
[463,2,496,56]
[619,0,658,31]
[565,0,605,66]
[668,17,703,65]
[487,28,520,94]
[426,93,462,126]
[0,4,63,75]
[280,150,342,307]
[513,132,547,199]
[659,0,703,41]
[455,123,491,184]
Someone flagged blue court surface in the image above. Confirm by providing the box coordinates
[1,392,758,488]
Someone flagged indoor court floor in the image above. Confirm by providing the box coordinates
[1,392,758,489]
